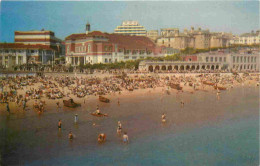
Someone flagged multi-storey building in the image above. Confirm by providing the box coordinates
[230,30,260,45]
[189,27,211,49]
[0,30,64,69]
[14,30,63,47]
[139,52,259,72]
[156,28,195,50]
[147,30,159,41]
[0,43,56,68]
[65,23,162,65]
[156,27,232,50]
[114,21,147,36]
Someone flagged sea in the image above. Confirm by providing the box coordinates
[0,85,259,166]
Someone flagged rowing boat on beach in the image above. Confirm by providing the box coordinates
[202,81,215,86]
[99,96,110,103]
[169,83,183,91]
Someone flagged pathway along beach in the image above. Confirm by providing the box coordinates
[0,73,259,165]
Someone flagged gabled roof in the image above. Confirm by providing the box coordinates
[107,33,155,49]
[65,31,156,50]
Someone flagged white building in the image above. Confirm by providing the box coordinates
[114,21,147,36]
[230,30,260,45]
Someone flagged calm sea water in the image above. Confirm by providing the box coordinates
[0,86,259,166]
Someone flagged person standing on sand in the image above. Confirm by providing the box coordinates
[6,102,10,113]
[56,101,61,109]
[22,100,26,111]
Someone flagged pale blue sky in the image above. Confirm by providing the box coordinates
[0,1,259,42]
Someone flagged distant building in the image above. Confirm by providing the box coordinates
[160,28,179,37]
[65,23,162,65]
[161,47,180,56]
[147,30,159,41]
[157,28,195,50]
[231,30,260,45]
[114,21,147,36]
[156,27,232,50]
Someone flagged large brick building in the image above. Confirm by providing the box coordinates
[65,23,162,65]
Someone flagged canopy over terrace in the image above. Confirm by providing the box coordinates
[139,61,224,72]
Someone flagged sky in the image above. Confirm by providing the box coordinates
[0,0,259,42]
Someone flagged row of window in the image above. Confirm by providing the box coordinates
[0,49,52,54]
[233,56,257,63]
[206,57,226,62]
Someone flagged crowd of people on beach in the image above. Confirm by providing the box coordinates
[0,71,259,144]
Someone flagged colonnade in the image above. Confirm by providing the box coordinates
[144,63,223,72]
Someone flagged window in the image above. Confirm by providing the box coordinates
[104,46,108,51]
[233,57,235,63]
[224,57,226,62]
[115,44,118,52]
[237,57,239,63]
[67,46,70,53]
[210,57,213,62]
[206,57,209,62]
[219,57,222,62]
[215,57,217,62]
[88,44,91,53]
[105,58,108,63]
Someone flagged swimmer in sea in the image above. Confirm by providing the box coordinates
[122,132,129,144]
[68,131,74,140]
[161,113,166,123]
[58,120,62,131]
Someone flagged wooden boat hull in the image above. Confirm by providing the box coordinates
[203,81,215,86]
[99,96,110,103]
[63,100,81,108]
[214,86,226,90]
